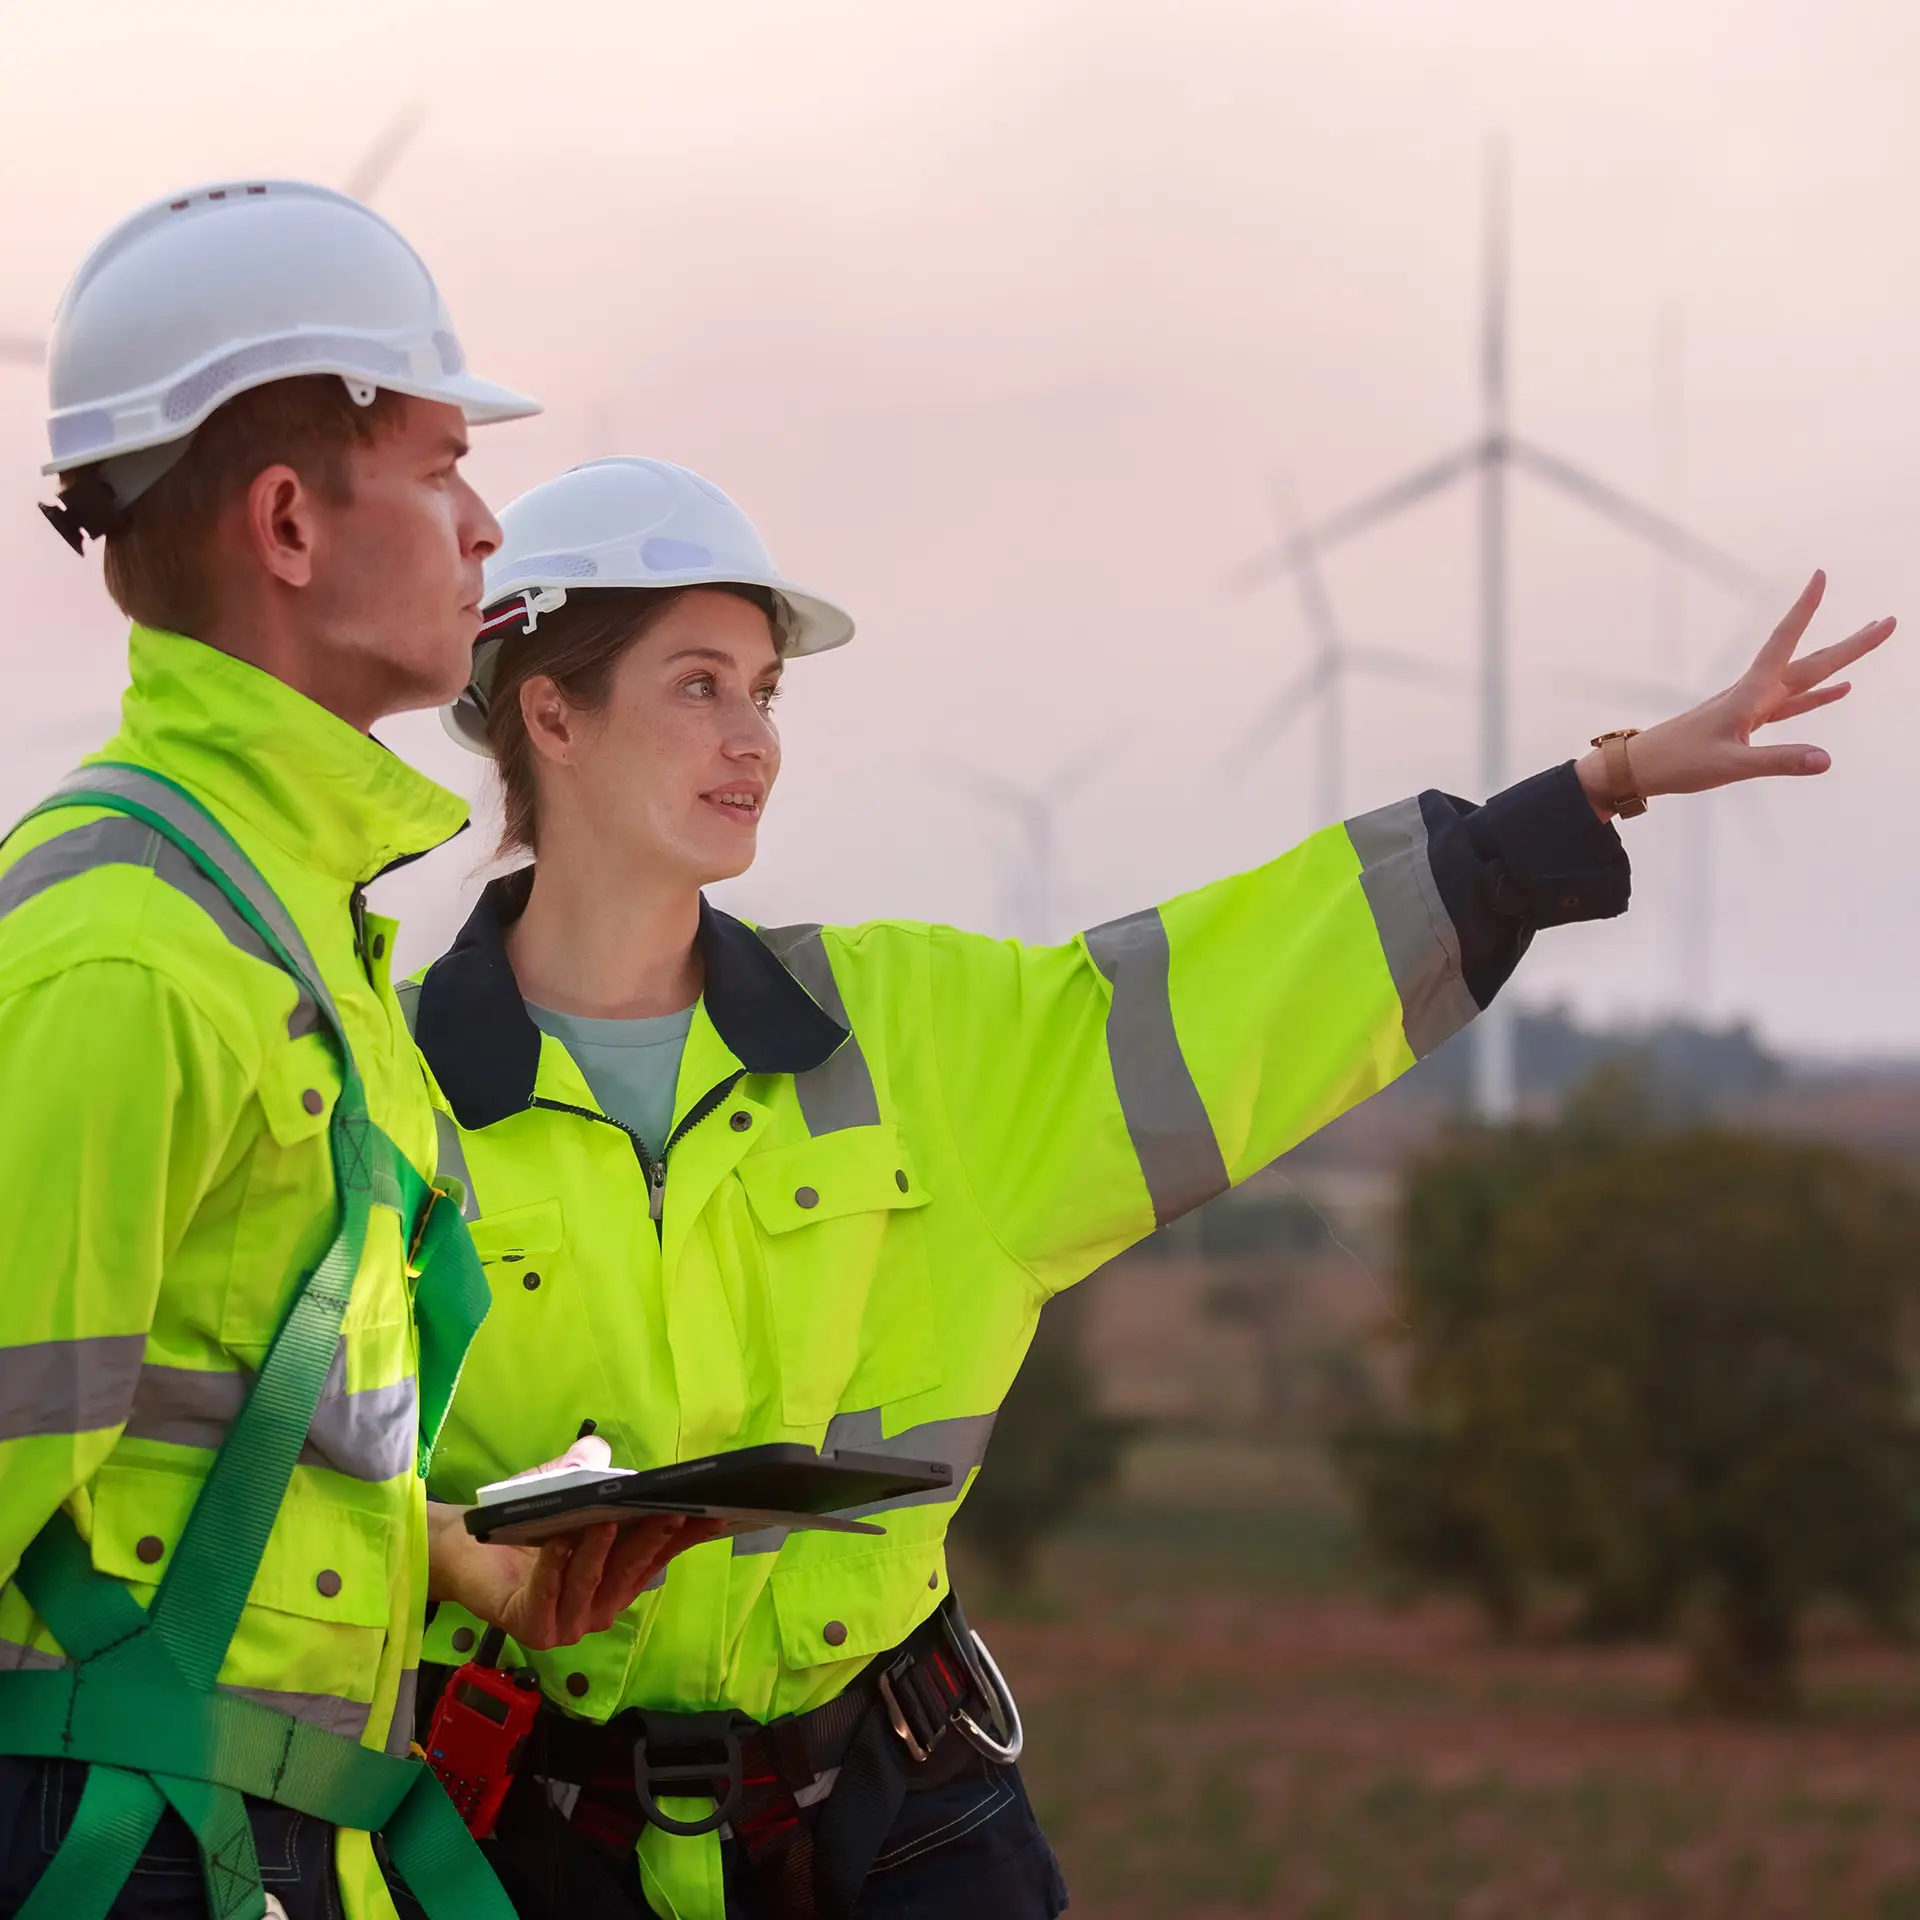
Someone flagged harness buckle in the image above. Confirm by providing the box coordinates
[632,1709,755,1838]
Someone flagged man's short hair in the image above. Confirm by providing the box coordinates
[81,376,408,638]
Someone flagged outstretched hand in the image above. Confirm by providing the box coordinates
[1576,571,1893,819]
[425,1437,720,1651]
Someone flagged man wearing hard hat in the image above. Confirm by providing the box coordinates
[0,187,699,1920]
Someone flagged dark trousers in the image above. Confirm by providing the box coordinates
[0,1758,427,1920]
[484,1753,1069,1919]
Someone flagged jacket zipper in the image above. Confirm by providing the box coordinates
[530,1071,744,1232]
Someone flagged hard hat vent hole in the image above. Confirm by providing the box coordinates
[162,334,409,426]
[641,537,713,572]
[514,551,599,580]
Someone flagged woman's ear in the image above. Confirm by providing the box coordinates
[519,674,579,764]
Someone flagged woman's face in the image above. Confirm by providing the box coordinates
[527,587,783,885]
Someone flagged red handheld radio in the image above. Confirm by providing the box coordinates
[425,1626,542,1838]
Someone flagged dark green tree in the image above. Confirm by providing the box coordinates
[951,1288,1132,1589]
[1340,1094,1920,1713]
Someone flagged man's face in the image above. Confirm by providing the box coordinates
[305,396,501,725]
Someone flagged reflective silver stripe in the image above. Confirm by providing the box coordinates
[1082,908,1229,1228]
[432,1109,481,1223]
[0,1635,66,1673]
[0,1333,147,1443]
[220,1682,372,1741]
[123,1341,417,1483]
[0,1633,374,1739]
[1345,797,1478,1060]
[396,981,482,1221]
[0,811,321,1039]
[48,763,341,1039]
[731,1408,999,1556]
[757,923,881,1134]
[386,1667,419,1756]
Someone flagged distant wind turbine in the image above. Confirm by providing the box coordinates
[939,744,1119,943]
[1228,141,1772,1121]
[0,101,431,373]
[1232,478,1463,824]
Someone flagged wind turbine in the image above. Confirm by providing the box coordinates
[1229,143,1771,1122]
[939,745,1117,943]
[0,100,431,373]
[1232,478,1463,825]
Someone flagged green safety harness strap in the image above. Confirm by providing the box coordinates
[0,765,504,1920]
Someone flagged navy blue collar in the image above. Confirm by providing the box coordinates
[415,876,848,1131]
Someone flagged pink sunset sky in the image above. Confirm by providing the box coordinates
[1,0,1915,1054]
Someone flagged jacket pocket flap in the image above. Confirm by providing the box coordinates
[467,1198,565,1263]
[770,1533,943,1669]
[90,1461,394,1630]
[739,1128,929,1236]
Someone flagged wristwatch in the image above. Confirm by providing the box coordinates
[1589,729,1647,819]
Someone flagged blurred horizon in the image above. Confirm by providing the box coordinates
[4,0,1918,1053]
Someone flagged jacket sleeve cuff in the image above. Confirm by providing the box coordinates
[1467,761,1631,929]
[1415,762,1631,1010]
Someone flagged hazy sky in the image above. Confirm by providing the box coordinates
[3,0,1918,1054]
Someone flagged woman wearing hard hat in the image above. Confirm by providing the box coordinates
[406,455,1888,1920]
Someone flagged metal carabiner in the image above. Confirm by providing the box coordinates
[946,1627,1024,1766]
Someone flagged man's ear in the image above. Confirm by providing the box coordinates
[241,463,318,589]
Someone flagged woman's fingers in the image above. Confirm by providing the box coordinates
[1736,741,1832,781]
[1778,617,1895,694]
[1757,682,1852,727]
[1750,570,1827,680]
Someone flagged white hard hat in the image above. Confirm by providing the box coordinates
[38,179,538,548]
[442,456,854,754]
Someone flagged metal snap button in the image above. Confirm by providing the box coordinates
[301,1088,325,1116]
[371,932,387,960]
[566,1672,590,1697]
[895,1170,909,1193]
[451,1627,476,1654]
[795,1186,820,1210]
[730,1110,752,1131]
[928,1570,939,1590]
[315,1569,342,1599]
[522,1271,542,1291]
[822,1620,847,1647]
[135,1535,164,1565]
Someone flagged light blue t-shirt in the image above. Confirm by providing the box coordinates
[525,1003,694,1161]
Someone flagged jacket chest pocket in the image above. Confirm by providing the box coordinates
[737,1126,940,1429]
[435,1198,595,1501]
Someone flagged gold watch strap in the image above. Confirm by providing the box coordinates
[1590,728,1647,819]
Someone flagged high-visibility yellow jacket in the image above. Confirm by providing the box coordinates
[0,624,468,1920]
[412,764,1627,1919]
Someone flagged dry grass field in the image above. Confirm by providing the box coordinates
[968,1504,1920,1920]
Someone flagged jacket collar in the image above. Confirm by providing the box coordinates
[416,876,849,1130]
[105,625,469,884]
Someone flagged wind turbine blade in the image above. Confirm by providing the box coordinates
[343,100,428,204]
[1344,646,1464,690]
[932,756,1034,819]
[1227,440,1483,596]
[1228,661,1330,774]
[1268,477,1350,670]
[1045,730,1130,803]
[0,333,44,366]
[1508,436,1769,600]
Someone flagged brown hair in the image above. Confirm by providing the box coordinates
[87,375,408,637]
[486,583,783,856]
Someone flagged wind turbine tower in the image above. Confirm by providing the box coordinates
[1232,142,1770,1120]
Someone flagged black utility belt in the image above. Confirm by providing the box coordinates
[535,1592,1024,1845]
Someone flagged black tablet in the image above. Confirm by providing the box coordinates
[464,1442,954,1547]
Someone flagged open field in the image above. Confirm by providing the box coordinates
[969,1505,1920,1920]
